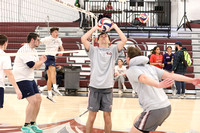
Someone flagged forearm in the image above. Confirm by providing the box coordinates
[33,60,44,69]
[139,74,160,88]
[81,26,97,50]
[59,46,64,51]
[81,26,97,42]
[114,25,127,43]
[6,71,20,92]
[163,71,193,83]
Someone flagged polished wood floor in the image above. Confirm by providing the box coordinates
[1,94,200,133]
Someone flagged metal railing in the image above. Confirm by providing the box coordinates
[84,0,171,38]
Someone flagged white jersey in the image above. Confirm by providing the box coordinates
[40,36,62,56]
[115,65,126,75]
[0,49,12,88]
[126,56,170,111]
[13,43,39,82]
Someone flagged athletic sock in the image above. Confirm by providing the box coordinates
[30,122,35,125]
[48,90,52,97]
[24,123,30,127]
[53,84,58,90]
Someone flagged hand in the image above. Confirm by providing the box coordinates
[16,90,22,100]
[95,24,103,32]
[21,43,25,46]
[107,22,117,32]
[191,78,200,87]
[40,55,47,62]
[157,78,174,88]
[58,53,63,56]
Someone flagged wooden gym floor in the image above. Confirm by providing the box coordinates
[0,94,200,133]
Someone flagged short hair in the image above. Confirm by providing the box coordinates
[118,58,124,63]
[50,27,59,34]
[27,33,39,43]
[0,34,8,46]
[98,32,110,41]
[175,41,182,47]
[127,46,142,59]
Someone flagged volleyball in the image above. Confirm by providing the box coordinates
[138,13,149,23]
[98,18,112,32]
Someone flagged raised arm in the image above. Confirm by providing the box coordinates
[109,23,127,51]
[162,71,200,87]
[81,25,100,51]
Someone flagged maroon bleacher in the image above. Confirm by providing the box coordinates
[1,22,195,90]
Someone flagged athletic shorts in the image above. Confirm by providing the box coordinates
[0,87,4,108]
[87,87,113,112]
[17,80,39,99]
[45,55,55,71]
[135,105,171,132]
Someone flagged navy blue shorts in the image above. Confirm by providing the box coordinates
[45,55,55,71]
[0,87,4,108]
[17,80,39,99]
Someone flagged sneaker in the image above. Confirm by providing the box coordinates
[118,89,123,94]
[123,85,127,92]
[172,89,177,96]
[47,96,56,103]
[21,125,35,133]
[30,124,43,133]
[39,85,47,93]
[52,88,63,96]
[180,94,186,99]
[132,90,136,94]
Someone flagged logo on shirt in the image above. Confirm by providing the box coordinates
[106,52,112,55]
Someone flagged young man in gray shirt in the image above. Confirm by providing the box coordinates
[81,23,127,133]
[126,46,200,133]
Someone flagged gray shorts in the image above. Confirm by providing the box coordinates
[87,87,113,112]
[135,105,171,132]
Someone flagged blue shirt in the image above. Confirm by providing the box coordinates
[163,53,174,71]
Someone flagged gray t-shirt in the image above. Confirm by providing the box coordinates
[87,45,119,89]
[126,56,170,111]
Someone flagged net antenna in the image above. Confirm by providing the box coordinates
[52,0,98,44]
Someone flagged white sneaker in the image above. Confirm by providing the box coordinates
[47,95,56,103]
[53,87,63,96]
[123,85,127,91]
[39,85,47,93]
[118,89,123,94]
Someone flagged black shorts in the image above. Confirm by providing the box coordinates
[45,55,55,71]
[17,80,39,99]
[0,87,4,108]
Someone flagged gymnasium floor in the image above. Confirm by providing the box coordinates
[1,94,200,133]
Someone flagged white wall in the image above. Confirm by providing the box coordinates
[170,0,200,27]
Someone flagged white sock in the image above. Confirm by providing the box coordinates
[48,91,52,97]
[53,84,58,90]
